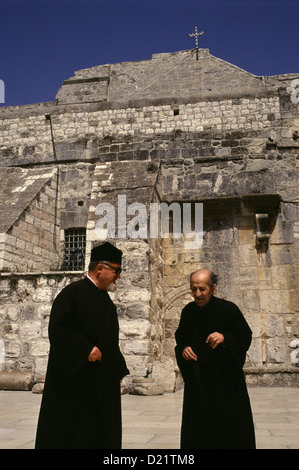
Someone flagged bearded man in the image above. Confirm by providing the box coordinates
[35,242,129,449]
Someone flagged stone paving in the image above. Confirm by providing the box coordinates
[0,386,298,449]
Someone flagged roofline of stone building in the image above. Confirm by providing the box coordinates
[1,48,298,117]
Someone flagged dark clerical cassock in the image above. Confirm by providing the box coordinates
[175,296,256,449]
[35,276,129,449]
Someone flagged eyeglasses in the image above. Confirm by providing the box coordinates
[101,261,122,275]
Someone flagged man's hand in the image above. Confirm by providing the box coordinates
[206,332,224,349]
[182,346,197,361]
[88,346,102,362]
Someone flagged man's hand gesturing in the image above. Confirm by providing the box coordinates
[88,346,102,362]
[182,346,198,361]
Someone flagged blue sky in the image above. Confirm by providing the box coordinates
[0,0,298,107]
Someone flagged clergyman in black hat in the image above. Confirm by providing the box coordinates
[35,242,129,449]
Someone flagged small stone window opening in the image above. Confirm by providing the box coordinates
[63,228,86,271]
[173,109,180,116]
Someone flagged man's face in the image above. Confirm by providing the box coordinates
[190,271,217,307]
[97,261,122,291]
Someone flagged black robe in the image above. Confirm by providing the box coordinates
[35,277,129,449]
[175,296,255,449]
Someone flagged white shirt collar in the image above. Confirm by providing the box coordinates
[87,274,97,287]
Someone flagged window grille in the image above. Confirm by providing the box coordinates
[63,228,86,271]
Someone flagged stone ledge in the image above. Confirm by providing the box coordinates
[0,270,84,277]
[128,378,164,396]
[0,371,34,391]
[245,367,299,387]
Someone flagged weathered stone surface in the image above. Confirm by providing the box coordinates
[128,378,164,396]
[290,339,299,366]
[245,367,299,386]
[56,49,269,105]
[0,49,299,392]
[0,371,34,390]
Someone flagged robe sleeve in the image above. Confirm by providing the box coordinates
[174,306,194,382]
[219,302,252,373]
[48,287,94,385]
[96,301,130,380]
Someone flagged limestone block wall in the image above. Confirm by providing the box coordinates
[0,95,283,168]
[110,240,153,380]
[83,159,163,381]
[0,169,61,272]
[0,49,299,389]
[0,243,166,388]
[59,163,94,231]
[154,151,299,388]
[0,273,81,377]
[0,266,155,385]
[159,200,298,387]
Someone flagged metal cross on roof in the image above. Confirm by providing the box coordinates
[188,26,204,60]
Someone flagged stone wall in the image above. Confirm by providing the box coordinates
[160,198,298,385]
[0,49,299,391]
[0,273,79,377]
[0,168,61,272]
[55,49,268,104]
[0,263,153,390]
[0,96,283,167]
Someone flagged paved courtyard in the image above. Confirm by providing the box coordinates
[0,386,298,449]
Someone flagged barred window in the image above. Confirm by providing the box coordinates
[63,228,86,271]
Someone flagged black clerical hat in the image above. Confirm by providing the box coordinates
[90,242,122,264]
